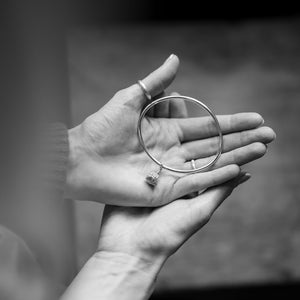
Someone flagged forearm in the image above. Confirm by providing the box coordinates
[61,251,165,300]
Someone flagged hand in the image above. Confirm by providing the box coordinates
[66,54,275,205]
[63,98,275,300]
[96,98,275,273]
[62,172,251,300]
[97,171,250,267]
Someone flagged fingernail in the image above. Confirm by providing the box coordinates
[166,54,175,62]
[238,172,251,185]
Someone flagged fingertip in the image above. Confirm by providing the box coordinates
[208,164,241,186]
[251,142,267,157]
[165,53,180,64]
[236,172,251,186]
[165,54,175,62]
[258,126,277,143]
[223,164,241,177]
[164,54,180,71]
[142,54,180,98]
[242,172,251,181]
[251,112,264,126]
[266,126,276,141]
[237,112,264,127]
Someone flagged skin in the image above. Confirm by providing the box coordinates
[95,97,260,275]
[62,92,273,300]
[62,174,245,300]
[65,55,276,206]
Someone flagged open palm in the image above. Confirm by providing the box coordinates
[66,55,275,206]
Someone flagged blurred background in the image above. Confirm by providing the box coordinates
[1,0,300,298]
[70,1,300,298]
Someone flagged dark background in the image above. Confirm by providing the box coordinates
[8,0,294,25]
[71,0,300,23]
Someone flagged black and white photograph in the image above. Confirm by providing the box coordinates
[0,1,299,299]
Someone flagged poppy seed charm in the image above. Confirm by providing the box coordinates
[145,165,162,187]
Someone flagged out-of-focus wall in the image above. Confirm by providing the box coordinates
[69,20,300,288]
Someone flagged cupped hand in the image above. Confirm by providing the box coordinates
[97,171,250,265]
[66,55,275,206]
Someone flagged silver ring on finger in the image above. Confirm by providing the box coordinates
[137,80,152,101]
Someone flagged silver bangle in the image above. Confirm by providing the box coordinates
[137,95,223,174]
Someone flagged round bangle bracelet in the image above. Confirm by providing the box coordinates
[137,95,223,174]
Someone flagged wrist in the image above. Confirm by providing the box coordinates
[98,237,169,272]
[62,251,165,300]
[89,250,164,300]
[93,250,165,277]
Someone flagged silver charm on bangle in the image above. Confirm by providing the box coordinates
[137,80,223,187]
[191,159,196,170]
[145,165,163,187]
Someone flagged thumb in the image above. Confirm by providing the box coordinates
[116,54,180,110]
[141,54,180,100]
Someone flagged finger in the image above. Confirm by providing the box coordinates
[146,107,155,117]
[111,55,179,111]
[176,112,264,142]
[171,164,240,200]
[183,142,267,170]
[154,100,170,118]
[169,92,188,118]
[182,126,276,160]
[157,172,250,242]
[139,54,179,106]
[148,92,166,117]
[153,92,170,118]
[187,172,251,226]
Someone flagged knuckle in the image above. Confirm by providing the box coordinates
[114,88,132,99]
[207,119,216,135]
[240,130,248,145]
[232,147,240,163]
[208,136,218,153]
